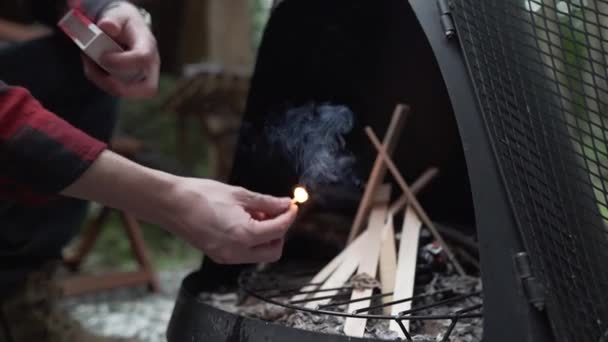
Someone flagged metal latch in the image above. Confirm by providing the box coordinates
[514,252,546,311]
[437,0,456,39]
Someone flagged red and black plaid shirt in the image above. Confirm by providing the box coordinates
[0,0,114,204]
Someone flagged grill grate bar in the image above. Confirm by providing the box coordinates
[238,271,482,341]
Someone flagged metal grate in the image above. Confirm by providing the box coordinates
[451,0,608,340]
[238,270,482,341]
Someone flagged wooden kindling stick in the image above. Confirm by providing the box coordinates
[293,169,438,303]
[290,229,370,303]
[343,185,391,337]
[388,167,439,216]
[380,168,438,316]
[364,127,466,276]
[347,104,410,243]
[390,206,422,336]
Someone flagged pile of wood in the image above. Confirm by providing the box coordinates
[291,104,465,338]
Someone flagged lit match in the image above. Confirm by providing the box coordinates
[292,186,309,204]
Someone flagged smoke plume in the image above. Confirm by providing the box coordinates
[265,103,361,193]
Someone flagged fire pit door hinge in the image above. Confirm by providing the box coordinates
[437,0,456,39]
[514,252,546,311]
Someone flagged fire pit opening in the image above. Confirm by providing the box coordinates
[169,1,481,341]
[169,0,608,341]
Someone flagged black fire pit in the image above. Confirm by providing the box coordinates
[169,270,481,342]
[168,0,608,341]
[169,272,381,342]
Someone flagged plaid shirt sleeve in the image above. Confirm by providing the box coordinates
[0,0,123,204]
[0,81,107,204]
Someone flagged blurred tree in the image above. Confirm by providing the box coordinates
[175,0,210,68]
[251,0,273,50]
[144,0,187,74]
[207,0,254,70]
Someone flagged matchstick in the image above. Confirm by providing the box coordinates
[365,127,466,276]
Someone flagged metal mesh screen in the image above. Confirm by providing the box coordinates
[451,0,608,340]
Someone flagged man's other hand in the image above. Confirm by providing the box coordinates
[82,1,160,98]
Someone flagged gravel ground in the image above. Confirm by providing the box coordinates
[61,270,190,342]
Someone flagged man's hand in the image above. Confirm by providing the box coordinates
[82,1,160,98]
[62,151,298,264]
[167,179,298,264]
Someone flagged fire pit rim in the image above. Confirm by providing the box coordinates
[167,270,385,342]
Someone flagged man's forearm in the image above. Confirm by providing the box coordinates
[61,149,299,265]
[0,19,51,42]
[0,83,107,203]
[61,150,180,229]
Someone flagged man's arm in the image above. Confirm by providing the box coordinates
[0,19,51,42]
[0,81,297,263]
[62,151,298,264]
[0,81,106,203]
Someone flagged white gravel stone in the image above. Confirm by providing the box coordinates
[62,270,190,342]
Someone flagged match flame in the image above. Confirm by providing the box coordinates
[292,186,309,204]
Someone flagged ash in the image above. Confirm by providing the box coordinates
[411,274,483,342]
[199,273,482,341]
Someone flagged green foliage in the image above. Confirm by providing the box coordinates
[250,0,273,51]
[557,8,608,220]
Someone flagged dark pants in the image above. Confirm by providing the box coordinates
[0,33,118,291]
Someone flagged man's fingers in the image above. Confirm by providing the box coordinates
[245,204,298,245]
[97,19,122,39]
[251,211,267,220]
[249,238,285,263]
[236,189,292,216]
[81,55,125,95]
[82,54,158,98]
[210,239,285,264]
[90,2,160,98]
[100,48,154,71]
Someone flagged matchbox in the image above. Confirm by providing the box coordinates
[58,9,143,84]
